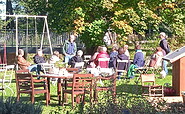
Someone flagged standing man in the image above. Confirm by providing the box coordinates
[62,35,77,63]
[159,32,170,75]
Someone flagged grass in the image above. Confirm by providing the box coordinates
[0,66,173,114]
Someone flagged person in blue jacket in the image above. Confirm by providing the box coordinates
[133,45,145,68]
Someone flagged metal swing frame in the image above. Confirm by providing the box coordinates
[0,14,53,56]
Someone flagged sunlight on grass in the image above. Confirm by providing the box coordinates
[0,67,174,113]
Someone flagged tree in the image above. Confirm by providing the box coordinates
[11,0,185,49]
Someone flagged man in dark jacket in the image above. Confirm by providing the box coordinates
[113,47,130,79]
[159,32,170,75]
[69,50,83,68]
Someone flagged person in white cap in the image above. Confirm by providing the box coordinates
[69,50,83,67]
[159,32,170,75]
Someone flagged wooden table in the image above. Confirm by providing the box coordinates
[37,74,73,105]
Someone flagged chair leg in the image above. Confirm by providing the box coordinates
[46,92,49,106]
[94,90,98,102]
[31,94,35,104]
[17,93,20,101]
[62,93,64,106]
[72,94,74,108]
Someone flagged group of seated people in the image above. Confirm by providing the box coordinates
[16,48,84,74]
[86,44,164,79]
[17,44,164,79]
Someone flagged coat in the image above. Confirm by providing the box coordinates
[95,51,109,68]
[133,50,145,67]
[113,54,130,70]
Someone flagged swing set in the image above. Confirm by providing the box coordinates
[0,14,53,64]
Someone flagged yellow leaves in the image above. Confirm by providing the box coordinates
[74,17,85,34]
[102,0,118,10]
[114,10,124,16]
[112,20,133,35]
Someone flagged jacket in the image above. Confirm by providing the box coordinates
[113,54,130,70]
[133,50,145,67]
[62,40,77,55]
[69,56,83,67]
[33,55,46,64]
[17,55,30,70]
[159,39,170,55]
[95,51,109,68]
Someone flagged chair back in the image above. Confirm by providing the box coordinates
[15,73,33,92]
[2,65,15,87]
[98,58,110,68]
[39,63,54,74]
[141,74,155,86]
[116,60,129,72]
[66,68,79,74]
[0,64,7,70]
[74,62,84,69]
[16,69,30,74]
[72,74,94,92]
[84,55,91,62]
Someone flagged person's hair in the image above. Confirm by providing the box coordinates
[118,47,125,54]
[97,46,102,52]
[159,32,167,38]
[53,51,59,57]
[70,35,76,39]
[156,47,162,52]
[18,49,24,55]
[37,49,43,54]
[124,45,128,49]
[100,46,107,52]
[77,50,83,56]
[112,46,118,51]
[135,45,141,50]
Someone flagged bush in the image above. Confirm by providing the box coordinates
[0,97,42,114]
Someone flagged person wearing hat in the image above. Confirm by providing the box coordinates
[159,32,170,75]
[62,35,77,64]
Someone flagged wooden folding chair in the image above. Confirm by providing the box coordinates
[141,74,164,97]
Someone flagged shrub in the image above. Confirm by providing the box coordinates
[0,97,42,114]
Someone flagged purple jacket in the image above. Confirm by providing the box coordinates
[133,50,145,67]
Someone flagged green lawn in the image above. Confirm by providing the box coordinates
[0,67,173,114]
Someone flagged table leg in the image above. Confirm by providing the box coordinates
[58,78,61,105]
[47,77,50,104]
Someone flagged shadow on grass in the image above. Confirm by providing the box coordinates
[116,81,142,95]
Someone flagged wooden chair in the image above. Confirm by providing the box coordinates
[98,58,110,68]
[94,73,116,102]
[62,74,94,107]
[15,73,49,105]
[141,74,164,97]
[0,65,15,95]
